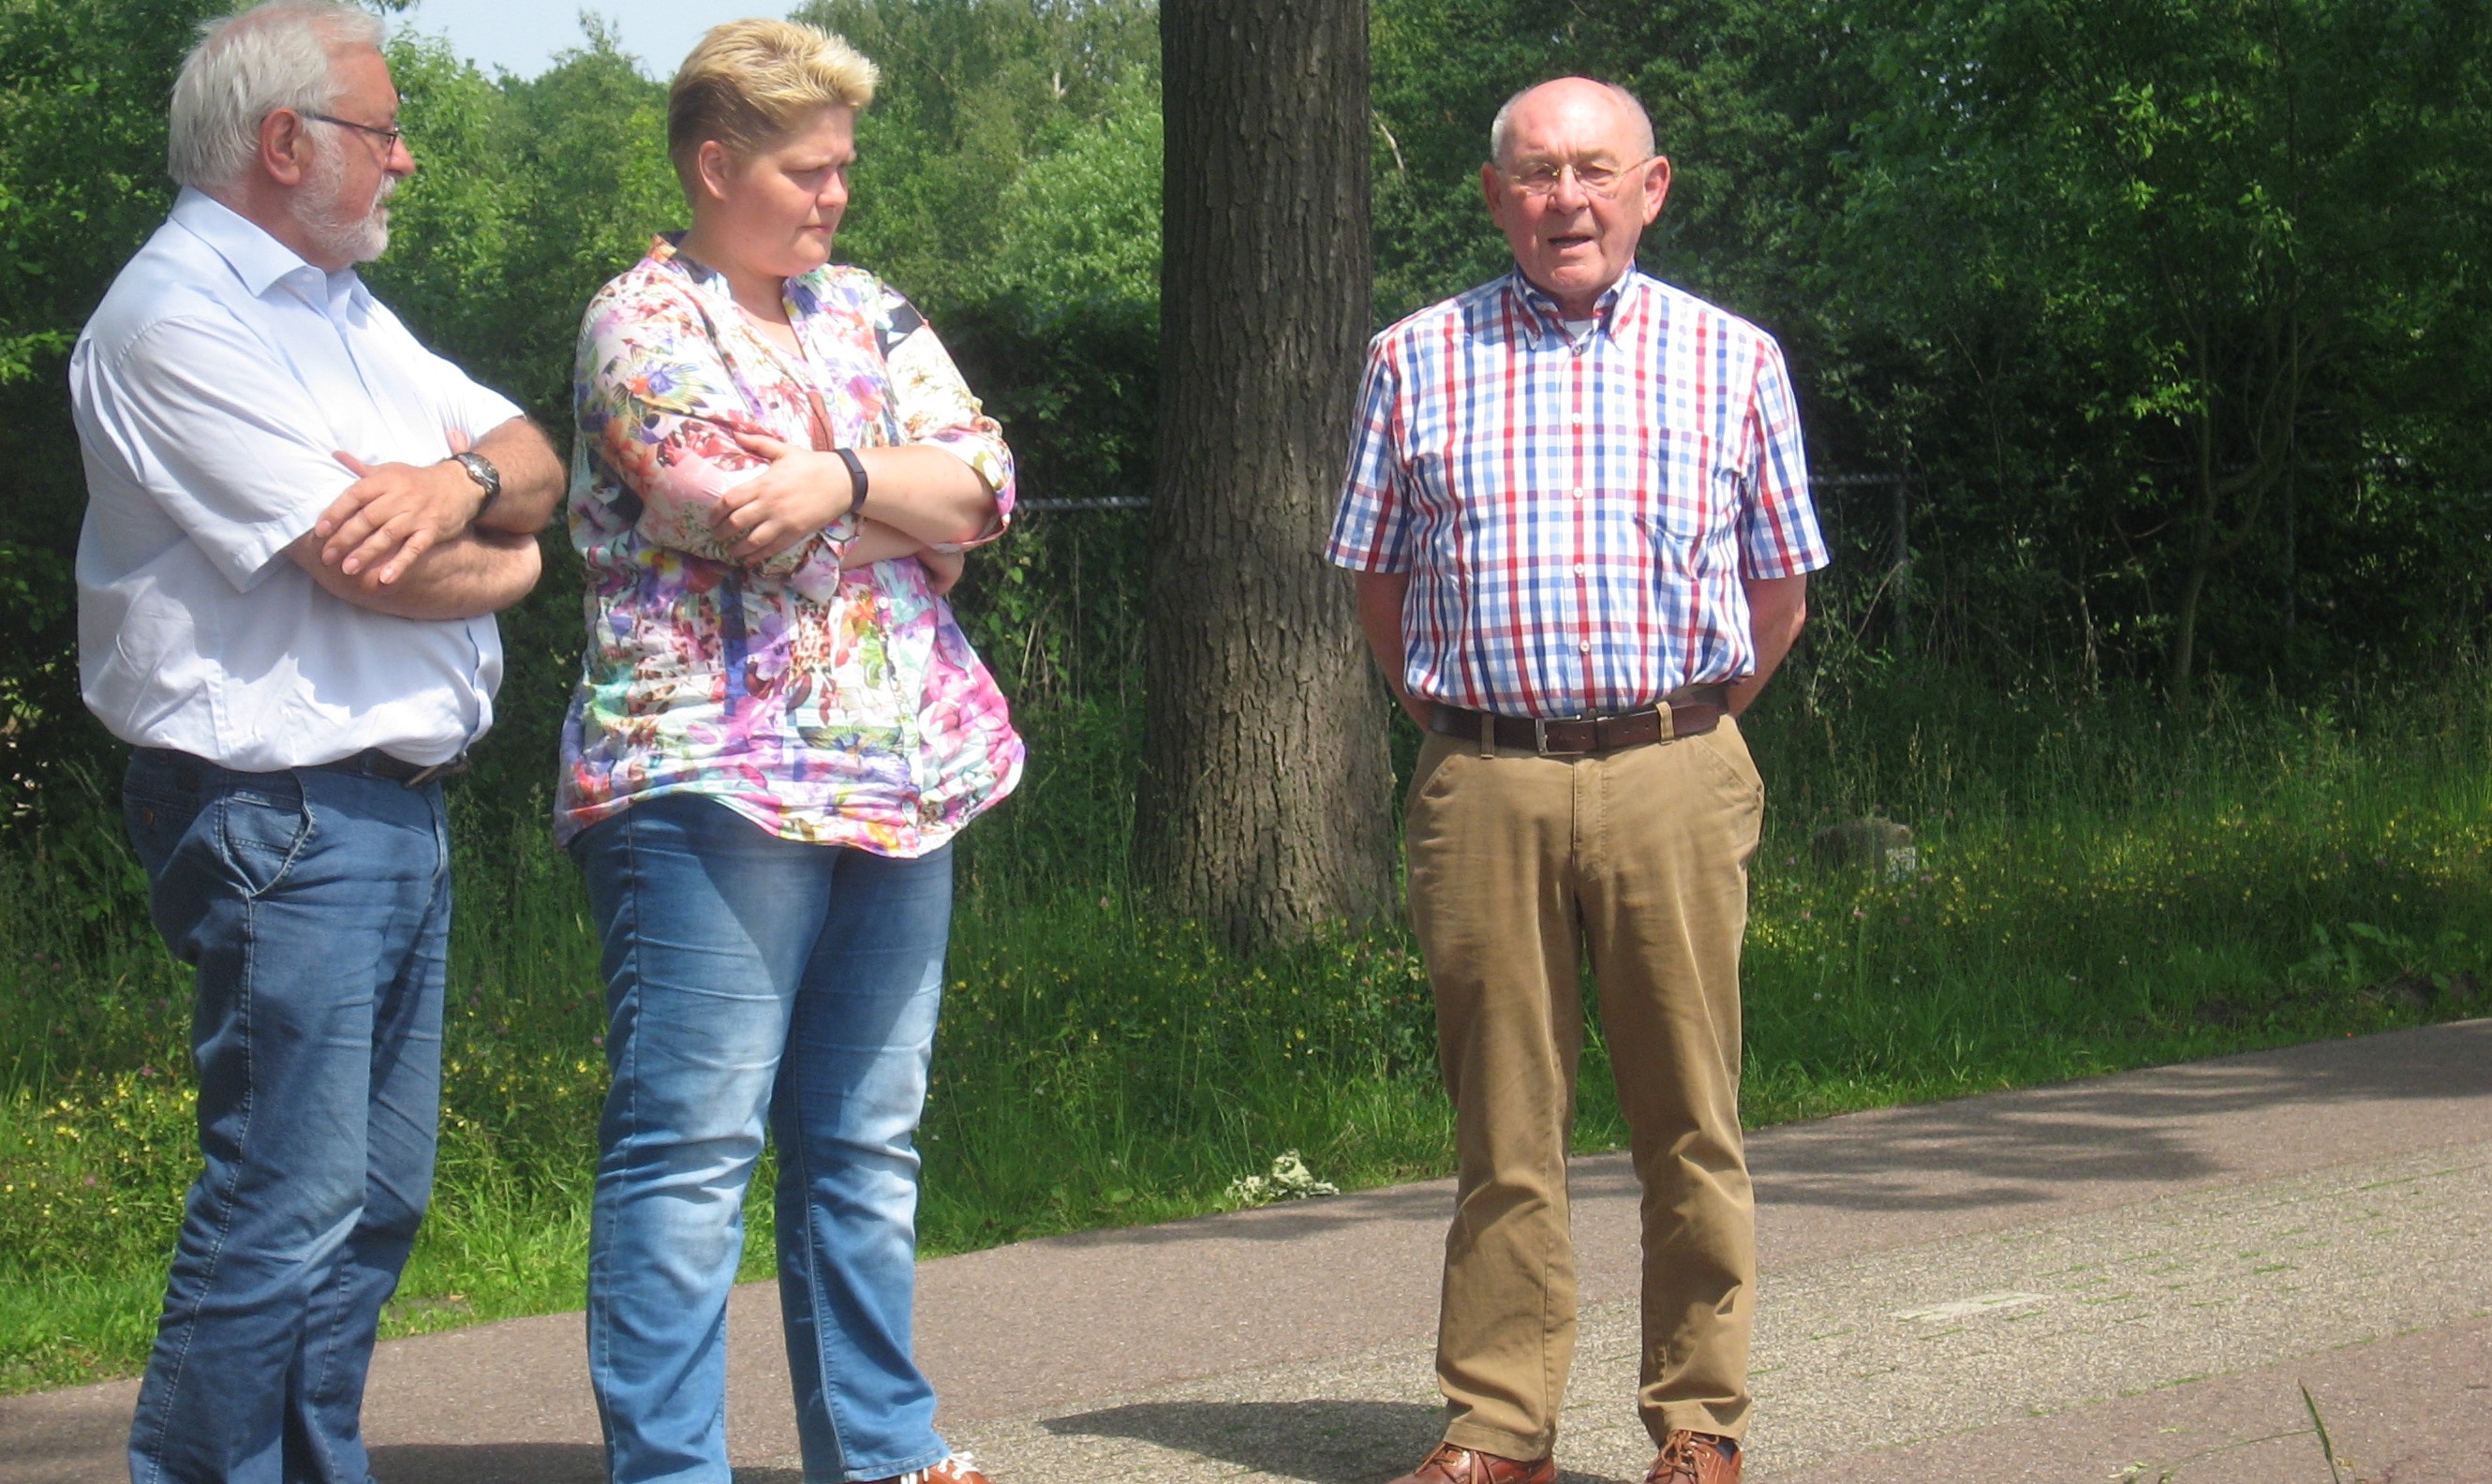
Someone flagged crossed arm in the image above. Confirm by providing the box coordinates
[285,415,562,619]
[712,433,995,594]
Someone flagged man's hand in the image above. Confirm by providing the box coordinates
[715,430,858,562]
[315,445,488,583]
[1355,571,1431,729]
[1728,573,1809,716]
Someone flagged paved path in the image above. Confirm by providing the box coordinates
[8,1020,2489,1483]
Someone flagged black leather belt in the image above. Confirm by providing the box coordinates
[316,749,470,787]
[1429,685,1729,756]
[137,747,469,788]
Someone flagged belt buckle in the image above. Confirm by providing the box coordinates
[1533,715,1591,756]
[401,753,469,789]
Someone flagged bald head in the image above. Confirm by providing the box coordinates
[1479,75,1671,318]
[1490,78,1654,167]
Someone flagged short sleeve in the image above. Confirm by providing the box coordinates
[1737,335,1830,581]
[419,341,524,443]
[73,314,354,592]
[1325,334,1413,572]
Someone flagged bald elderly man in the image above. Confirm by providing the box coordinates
[1328,78,1827,1484]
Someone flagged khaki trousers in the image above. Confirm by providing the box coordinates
[1404,717,1763,1457]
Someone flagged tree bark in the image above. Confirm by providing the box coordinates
[1137,0,1396,953]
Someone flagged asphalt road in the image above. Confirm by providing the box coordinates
[7,1019,2487,1483]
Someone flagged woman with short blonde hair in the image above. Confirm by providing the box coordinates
[561,18,1017,1484]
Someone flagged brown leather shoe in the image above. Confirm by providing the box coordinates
[874,1456,993,1484]
[1387,1442,1557,1484]
[1645,1430,1741,1484]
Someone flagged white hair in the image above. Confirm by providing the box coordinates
[168,0,387,191]
[1489,78,1656,164]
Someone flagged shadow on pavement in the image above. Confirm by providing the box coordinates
[1749,1018,2492,1214]
[364,1442,819,1482]
[1041,1399,1629,1484]
[368,1443,608,1482]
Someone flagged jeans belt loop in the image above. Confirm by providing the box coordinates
[1477,707,1495,759]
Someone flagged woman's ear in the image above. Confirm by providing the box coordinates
[694,140,736,206]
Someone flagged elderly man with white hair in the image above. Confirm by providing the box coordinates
[69,2,560,1478]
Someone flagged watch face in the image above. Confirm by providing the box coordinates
[457,452,500,497]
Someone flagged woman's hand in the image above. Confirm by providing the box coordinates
[918,546,965,596]
[838,520,925,569]
[837,521,967,596]
[710,430,862,562]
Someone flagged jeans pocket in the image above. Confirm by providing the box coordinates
[213,774,316,900]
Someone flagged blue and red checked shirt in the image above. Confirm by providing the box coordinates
[1327,267,1829,718]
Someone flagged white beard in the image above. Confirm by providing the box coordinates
[298,139,395,265]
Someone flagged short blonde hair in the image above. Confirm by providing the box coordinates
[668,19,878,181]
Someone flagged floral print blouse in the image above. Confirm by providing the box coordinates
[556,236,1022,854]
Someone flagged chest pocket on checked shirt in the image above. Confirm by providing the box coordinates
[1638,428,1744,572]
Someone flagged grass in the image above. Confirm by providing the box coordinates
[5,660,2491,1393]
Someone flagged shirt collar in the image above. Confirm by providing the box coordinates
[652,232,834,322]
[1503,264,1650,344]
[170,186,365,318]
[650,231,727,298]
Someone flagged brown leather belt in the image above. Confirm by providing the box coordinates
[1429,686,1729,756]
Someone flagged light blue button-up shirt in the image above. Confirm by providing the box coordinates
[72,188,525,770]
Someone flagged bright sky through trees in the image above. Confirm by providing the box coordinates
[400,0,701,78]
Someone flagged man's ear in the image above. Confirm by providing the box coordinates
[1640,156,1673,227]
[258,109,314,187]
[1480,161,1509,225]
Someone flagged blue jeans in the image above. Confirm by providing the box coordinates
[571,793,955,1484]
[119,749,452,1484]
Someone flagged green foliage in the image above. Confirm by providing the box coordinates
[986,69,1161,313]
[369,21,676,423]
[794,0,1158,311]
[1823,0,2492,683]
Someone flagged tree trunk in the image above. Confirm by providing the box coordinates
[1137,0,1395,953]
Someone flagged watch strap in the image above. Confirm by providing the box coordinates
[832,447,868,519]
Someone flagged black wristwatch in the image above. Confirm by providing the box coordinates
[452,451,502,516]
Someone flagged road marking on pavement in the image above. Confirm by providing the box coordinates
[1891,1291,2050,1323]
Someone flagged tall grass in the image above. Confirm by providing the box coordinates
[5,661,2489,1391]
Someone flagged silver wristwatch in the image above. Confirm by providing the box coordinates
[452,451,502,515]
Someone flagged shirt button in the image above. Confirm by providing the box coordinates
[1579,640,1593,653]
[1573,562,1586,575]
[1571,486,1586,499]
